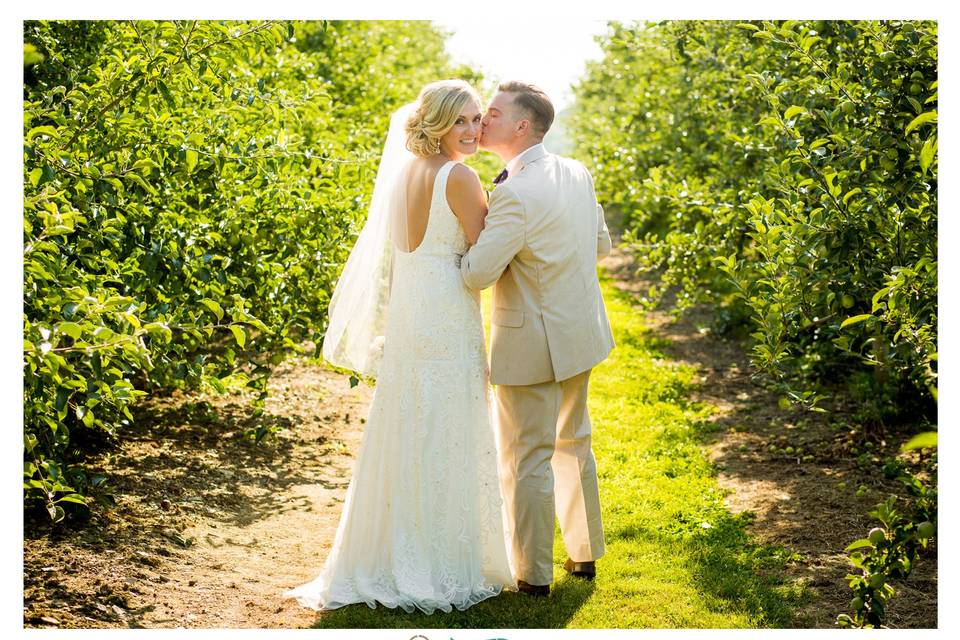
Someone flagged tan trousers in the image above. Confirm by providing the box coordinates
[494,368,605,586]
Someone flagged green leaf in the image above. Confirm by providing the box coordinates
[24,433,39,454]
[45,224,74,236]
[824,172,841,198]
[185,148,199,173]
[871,287,891,312]
[905,111,937,136]
[132,158,160,174]
[27,125,59,142]
[43,460,61,481]
[93,326,116,341]
[206,375,226,394]
[121,312,141,330]
[233,310,270,332]
[55,386,72,412]
[28,167,43,187]
[842,188,862,205]
[840,314,874,329]
[157,79,177,111]
[920,135,937,173]
[801,35,820,53]
[56,321,83,339]
[902,432,937,451]
[229,324,246,348]
[784,105,805,120]
[125,172,157,195]
[143,322,172,343]
[200,298,224,321]
[845,538,874,552]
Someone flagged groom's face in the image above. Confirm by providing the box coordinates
[480,91,519,154]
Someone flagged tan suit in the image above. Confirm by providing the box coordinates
[460,143,614,585]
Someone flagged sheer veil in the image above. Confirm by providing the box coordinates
[321,102,415,378]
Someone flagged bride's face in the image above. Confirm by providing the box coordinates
[439,99,482,160]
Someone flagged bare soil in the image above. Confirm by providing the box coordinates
[23,247,936,629]
[23,358,372,628]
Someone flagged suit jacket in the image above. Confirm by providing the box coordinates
[460,144,615,385]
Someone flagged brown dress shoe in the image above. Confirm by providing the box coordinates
[517,580,550,597]
[563,558,596,580]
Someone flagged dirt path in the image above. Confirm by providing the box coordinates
[23,247,936,628]
[24,358,372,628]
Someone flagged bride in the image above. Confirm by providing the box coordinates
[283,80,515,614]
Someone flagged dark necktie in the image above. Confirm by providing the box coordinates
[493,168,509,185]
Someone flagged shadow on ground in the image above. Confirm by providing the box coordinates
[310,578,596,629]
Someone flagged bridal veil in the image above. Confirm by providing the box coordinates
[320,102,415,378]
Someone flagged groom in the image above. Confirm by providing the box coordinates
[460,81,615,596]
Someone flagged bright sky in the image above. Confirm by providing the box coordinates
[435,19,611,112]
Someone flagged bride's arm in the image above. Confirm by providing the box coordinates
[460,185,524,291]
[447,164,488,245]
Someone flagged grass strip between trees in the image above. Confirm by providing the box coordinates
[310,272,809,629]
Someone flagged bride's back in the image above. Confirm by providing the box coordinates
[401,156,449,252]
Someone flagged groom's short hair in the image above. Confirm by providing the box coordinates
[498,81,554,139]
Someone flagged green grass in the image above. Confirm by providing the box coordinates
[312,272,809,629]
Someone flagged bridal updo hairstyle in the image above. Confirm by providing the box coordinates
[405,79,481,158]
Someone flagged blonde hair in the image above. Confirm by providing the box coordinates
[405,79,481,158]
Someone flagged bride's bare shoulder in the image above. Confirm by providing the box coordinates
[447,162,481,191]
[404,156,449,188]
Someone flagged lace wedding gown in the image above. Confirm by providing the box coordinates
[284,160,515,614]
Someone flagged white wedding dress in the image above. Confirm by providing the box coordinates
[284,160,515,614]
